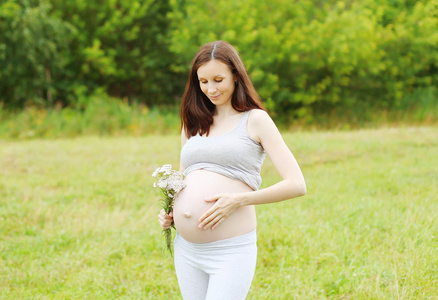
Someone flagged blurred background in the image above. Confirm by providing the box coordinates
[1,2,437,298]
[0,0,437,138]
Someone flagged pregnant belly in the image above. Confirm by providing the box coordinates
[173,170,257,243]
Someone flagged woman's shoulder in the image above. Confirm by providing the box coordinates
[248,109,272,124]
[247,109,275,143]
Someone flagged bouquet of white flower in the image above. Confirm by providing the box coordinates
[152,164,186,255]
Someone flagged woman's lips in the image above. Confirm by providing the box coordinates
[209,94,221,100]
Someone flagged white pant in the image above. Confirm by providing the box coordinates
[174,230,257,300]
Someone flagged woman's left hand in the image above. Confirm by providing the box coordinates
[198,193,242,230]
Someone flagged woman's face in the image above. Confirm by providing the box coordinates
[197,60,235,107]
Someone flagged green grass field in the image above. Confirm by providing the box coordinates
[1,127,437,299]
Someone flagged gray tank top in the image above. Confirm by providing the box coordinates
[181,110,266,190]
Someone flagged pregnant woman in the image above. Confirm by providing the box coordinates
[158,40,306,300]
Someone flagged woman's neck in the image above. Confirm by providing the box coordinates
[214,104,238,119]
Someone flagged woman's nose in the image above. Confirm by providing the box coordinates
[208,84,217,94]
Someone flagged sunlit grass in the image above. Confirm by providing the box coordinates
[1,127,437,299]
[0,92,437,139]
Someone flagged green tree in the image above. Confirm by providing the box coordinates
[50,0,180,107]
[0,0,72,107]
[1,0,179,108]
[167,0,438,120]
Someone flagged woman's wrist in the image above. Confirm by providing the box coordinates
[238,191,253,207]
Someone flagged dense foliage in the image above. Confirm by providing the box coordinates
[0,0,179,108]
[0,0,437,119]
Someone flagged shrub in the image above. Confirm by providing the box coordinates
[167,0,438,120]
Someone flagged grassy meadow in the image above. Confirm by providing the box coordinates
[1,127,437,299]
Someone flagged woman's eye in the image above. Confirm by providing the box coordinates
[199,79,222,84]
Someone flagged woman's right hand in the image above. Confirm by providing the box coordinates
[158,209,174,229]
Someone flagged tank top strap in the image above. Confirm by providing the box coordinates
[235,110,251,134]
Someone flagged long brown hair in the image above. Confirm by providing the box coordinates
[180,41,265,138]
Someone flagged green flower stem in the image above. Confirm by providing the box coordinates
[161,192,175,256]
[163,228,173,256]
